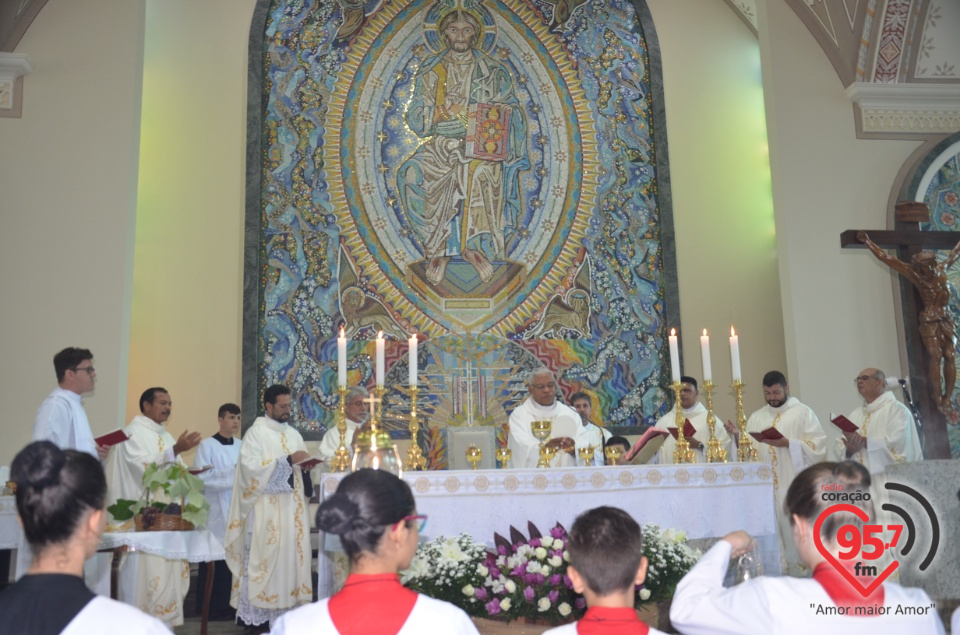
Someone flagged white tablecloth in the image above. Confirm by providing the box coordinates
[317,462,780,597]
[99,529,224,562]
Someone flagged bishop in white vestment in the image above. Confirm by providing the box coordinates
[729,372,826,576]
[507,368,579,468]
[225,385,312,627]
[654,376,731,464]
[103,388,201,626]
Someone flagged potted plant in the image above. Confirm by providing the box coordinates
[107,462,210,531]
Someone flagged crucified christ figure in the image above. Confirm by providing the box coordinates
[858,231,960,418]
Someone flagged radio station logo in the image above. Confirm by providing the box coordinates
[814,481,939,597]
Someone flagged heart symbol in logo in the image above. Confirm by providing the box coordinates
[813,503,899,597]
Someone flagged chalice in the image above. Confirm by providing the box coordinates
[531,419,552,468]
[604,444,624,465]
[495,447,511,468]
[577,445,595,466]
[466,445,482,470]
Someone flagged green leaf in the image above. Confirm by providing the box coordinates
[107,499,142,521]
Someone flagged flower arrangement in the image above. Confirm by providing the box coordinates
[401,533,489,615]
[638,523,702,605]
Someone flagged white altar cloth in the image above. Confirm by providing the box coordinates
[317,463,780,597]
[99,529,224,562]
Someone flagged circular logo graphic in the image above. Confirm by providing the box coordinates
[561,473,577,489]
[646,470,662,485]
[533,474,549,490]
[414,477,431,493]
[503,475,520,491]
[618,471,634,486]
[703,468,718,484]
[323,477,340,493]
[444,476,461,493]
[590,472,605,488]
[730,467,745,482]
[757,465,772,481]
[675,469,690,485]
[474,475,490,491]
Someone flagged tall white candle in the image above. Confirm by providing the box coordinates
[729,326,741,381]
[668,328,681,382]
[700,329,712,382]
[337,327,347,387]
[408,333,418,387]
[376,331,385,386]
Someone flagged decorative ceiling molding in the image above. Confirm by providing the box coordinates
[846,82,960,137]
[720,0,758,34]
[0,0,47,52]
[0,51,32,118]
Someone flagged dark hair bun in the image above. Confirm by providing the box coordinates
[316,494,361,535]
[11,441,64,490]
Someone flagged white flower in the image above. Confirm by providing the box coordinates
[639,588,651,601]
[558,602,571,616]
[563,550,570,562]
[548,556,562,567]
[439,538,468,562]
[462,585,475,597]
[540,565,550,576]
[399,557,429,584]
[500,598,512,611]
[496,555,506,566]
[526,561,542,574]
[505,580,517,593]
[477,564,489,577]
[541,537,554,548]
[535,547,548,560]
[537,597,551,612]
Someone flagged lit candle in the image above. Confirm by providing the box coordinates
[729,326,741,381]
[668,328,681,382]
[337,327,347,387]
[408,333,418,387]
[700,329,712,382]
[376,331,385,386]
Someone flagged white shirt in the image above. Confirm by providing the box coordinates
[193,434,241,542]
[670,541,945,635]
[62,596,169,635]
[269,594,480,634]
[33,387,97,457]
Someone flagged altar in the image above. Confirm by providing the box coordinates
[316,462,781,598]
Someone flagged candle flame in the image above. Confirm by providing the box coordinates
[377,330,384,339]
[340,325,345,338]
[670,328,676,336]
[730,326,736,336]
[702,328,708,336]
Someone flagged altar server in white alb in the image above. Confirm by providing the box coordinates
[570,391,611,466]
[33,347,108,460]
[225,384,313,628]
[317,386,369,467]
[272,468,479,635]
[103,387,202,627]
[192,402,243,620]
[725,370,826,576]
[0,441,168,635]
[543,506,667,635]
[507,367,580,468]
[670,461,945,635]
[654,376,730,464]
[836,368,921,473]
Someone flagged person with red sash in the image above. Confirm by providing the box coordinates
[269,469,479,634]
[544,506,666,635]
[670,461,945,634]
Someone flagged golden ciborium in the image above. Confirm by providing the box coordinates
[495,447,511,468]
[604,444,624,465]
[531,419,552,468]
[577,445,595,466]
[466,445,482,470]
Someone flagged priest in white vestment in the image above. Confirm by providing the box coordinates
[570,391,611,466]
[192,402,243,619]
[507,368,579,468]
[317,386,368,468]
[225,384,313,627]
[654,376,731,464]
[103,387,202,626]
[725,371,826,576]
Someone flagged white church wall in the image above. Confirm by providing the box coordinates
[0,0,145,467]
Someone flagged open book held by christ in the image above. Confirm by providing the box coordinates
[465,103,513,161]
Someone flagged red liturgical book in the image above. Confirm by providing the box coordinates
[94,429,129,447]
[830,414,859,433]
[625,428,670,464]
[667,419,697,440]
[748,427,785,443]
[294,456,324,471]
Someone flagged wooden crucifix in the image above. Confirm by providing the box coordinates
[841,201,960,460]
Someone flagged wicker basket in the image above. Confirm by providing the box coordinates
[134,512,195,532]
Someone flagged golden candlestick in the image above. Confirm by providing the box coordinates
[466,445,482,470]
[603,444,624,465]
[578,445,595,466]
[403,386,427,471]
[531,419,552,468]
[671,381,695,464]
[702,380,728,463]
[495,446,511,468]
[732,379,758,462]
[329,386,351,473]
[373,384,386,430]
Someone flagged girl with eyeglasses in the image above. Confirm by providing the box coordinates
[270,469,479,634]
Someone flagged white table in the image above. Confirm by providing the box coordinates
[317,462,780,597]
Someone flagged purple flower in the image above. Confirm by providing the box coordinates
[575,597,586,609]
[512,565,526,577]
[524,586,535,601]
[530,538,541,548]
[486,598,501,615]
[550,526,567,539]
[563,574,573,589]
[549,574,562,586]
[475,587,488,600]
[534,573,546,585]
[497,545,508,556]
[489,567,501,578]
[523,573,537,585]
[548,590,559,603]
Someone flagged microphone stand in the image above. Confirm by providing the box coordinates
[899,379,924,455]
